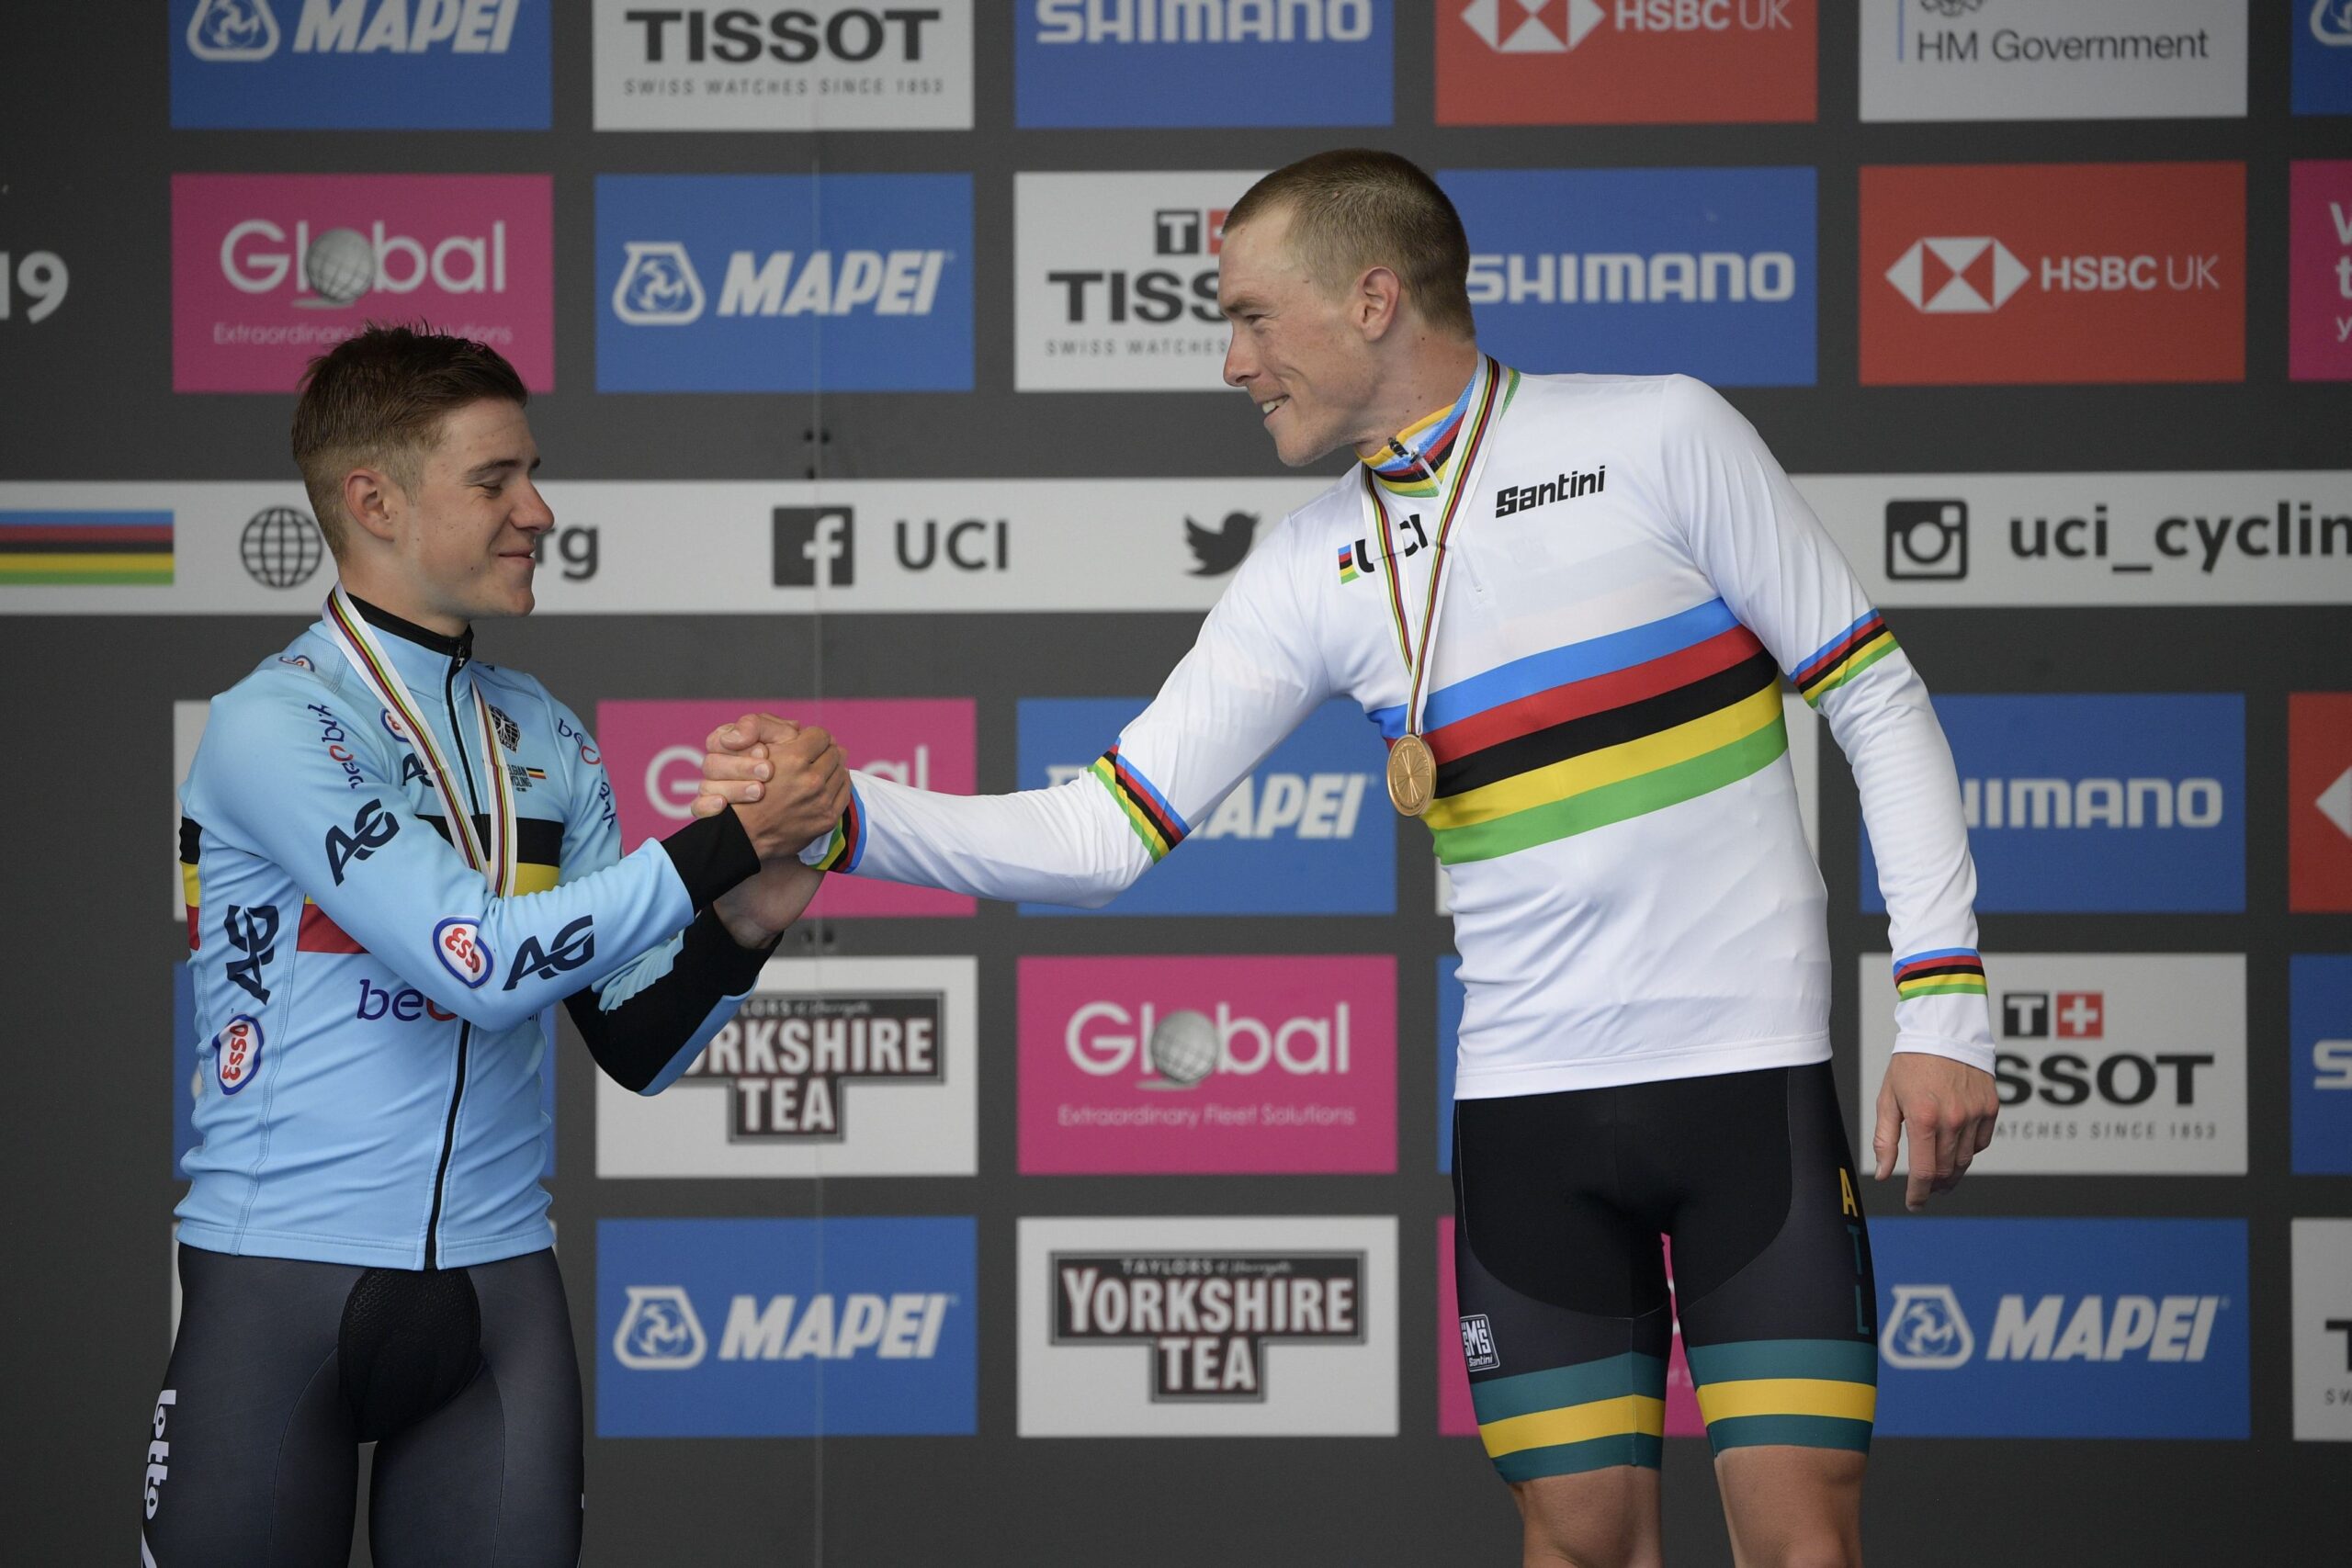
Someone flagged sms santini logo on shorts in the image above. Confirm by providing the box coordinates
[1871,1218,2246,1438]
[596,1217,975,1437]
[173,0,549,129]
[596,174,970,391]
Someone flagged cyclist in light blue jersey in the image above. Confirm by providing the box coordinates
[145,327,841,1567]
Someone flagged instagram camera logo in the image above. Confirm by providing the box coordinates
[1885,500,1968,581]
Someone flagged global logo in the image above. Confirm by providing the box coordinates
[187,0,279,59]
[1065,1001,1356,1089]
[1885,237,2029,313]
[613,1284,708,1370]
[220,219,512,308]
[612,242,706,326]
[1461,0,1605,51]
[1881,1284,1975,1368]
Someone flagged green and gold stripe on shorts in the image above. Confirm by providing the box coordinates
[1471,1352,1668,1481]
[1685,1338,1878,1455]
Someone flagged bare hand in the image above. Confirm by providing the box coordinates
[713,861,825,949]
[718,716,847,860]
[1873,1054,1999,1212]
[694,713,803,822]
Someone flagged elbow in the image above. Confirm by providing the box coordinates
[453,992,541,1034]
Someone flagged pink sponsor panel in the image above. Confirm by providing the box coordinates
[595,698,976,919]
[2290,161,2352,382]
[1017,955,1395,1175]
[1437,1222,1702,1438]
[172,174,555,392]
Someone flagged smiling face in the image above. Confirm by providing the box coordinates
[355,398,553,626]
[1218,206,1386,468]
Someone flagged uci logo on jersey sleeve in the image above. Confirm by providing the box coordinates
[172,0,551,129]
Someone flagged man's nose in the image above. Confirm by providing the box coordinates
[1222,327,1255,389]
[511,479,555,534]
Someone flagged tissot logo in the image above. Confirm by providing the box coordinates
[1154,208,1225,256]
[1052,1251,1364,1402]
[680,991,943,1139]
[173,0,548,129]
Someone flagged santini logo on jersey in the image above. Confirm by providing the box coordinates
[680,991,944,1137]
[1051,1251,1364,1400]
[1495,465,1606,518]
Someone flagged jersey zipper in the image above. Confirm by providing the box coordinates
[423,650,481,1271]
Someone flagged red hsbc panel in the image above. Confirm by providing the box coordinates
[2289,693,2352,913]
[1860,163,2244,387]
[1435,0,1815,126]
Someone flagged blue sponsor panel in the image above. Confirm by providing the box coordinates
[1872,1218,2247,1439]
[1437,168,1817,388]
[1437,955,1462,1173]
[171,0,550,130]
[595,175,973,393]
[2294,1,2352,115]
[2292,955,2352,1175]
[173,964,198,1177]
[597,1217,977,1438]
[1015,0,1390,128]
[1016,698,1393,915]
[1861,694,2244,914]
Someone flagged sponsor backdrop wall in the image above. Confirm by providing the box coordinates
[2,3,2346,1563]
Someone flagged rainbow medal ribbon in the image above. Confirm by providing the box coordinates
[1359,355,1510,818]
[322,585,517,897]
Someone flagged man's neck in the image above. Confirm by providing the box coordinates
[335,565,468,639]
[1350,336,1483,463]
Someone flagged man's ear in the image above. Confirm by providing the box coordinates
[340,466,400,547]
[1356,265,1404,341]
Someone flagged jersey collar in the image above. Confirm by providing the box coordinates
[1363,363,1482,501]
[340,592,474,691]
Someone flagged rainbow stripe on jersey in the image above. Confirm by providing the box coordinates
[1793,611,1896,707]
[1893,948,1986,1000]
[1091,744,1189,862]
[1365,374,1479,499]
[1379,598,1788,866]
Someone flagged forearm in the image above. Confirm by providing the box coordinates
[816,770,1155,908]
[563,910,777,1093]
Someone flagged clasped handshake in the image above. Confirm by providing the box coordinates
[689,713,846,861]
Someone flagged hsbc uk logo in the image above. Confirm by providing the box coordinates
[1887,235,2222,313]
[1051,1251,1364,1400]
[1460,0,1791,52]
[678,991,944,1139]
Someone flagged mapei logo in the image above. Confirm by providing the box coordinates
[1880,1284,1973,1368]
[612,242,948,325]
[610,243,705,325]
[679,991,944,1137]
[186,0,280,58]
[1882,1285,2227,1370]
[1051,1251,1364,1400]
[2317,0,2352,47]
[174,0,548,130]
[612,1284,707,1369]
[187,0,524,60]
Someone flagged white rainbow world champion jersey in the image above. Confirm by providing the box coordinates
[808,365,1997,1095]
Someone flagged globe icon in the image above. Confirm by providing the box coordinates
[1147,1009,1220,1089]
[304,227,375,306]
[242,506,323,590]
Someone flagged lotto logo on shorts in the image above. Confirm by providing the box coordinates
[1018,1216,1397,1436]
[171,174,556,393]
[1860,164,2244,385]
[1016,955,1396,1176]
[1436,0,1816,125]
[1871,1218,2248,1438]
[172,0,550,129]
[594,697,976,918]
[596,1217,976,1437]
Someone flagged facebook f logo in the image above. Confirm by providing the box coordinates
[773,507,855,588]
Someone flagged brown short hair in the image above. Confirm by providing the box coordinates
[1226,150,1475,339]
[290,324,528,558]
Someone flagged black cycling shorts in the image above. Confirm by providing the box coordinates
[1451,1061,1877,1482]
[141,1245,582,1567]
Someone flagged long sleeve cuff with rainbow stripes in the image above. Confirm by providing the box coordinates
[1889,947,1996,1074]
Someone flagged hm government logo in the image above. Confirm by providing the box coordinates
[1051,1251,1365,1401]
[679,991,944,1138]
[1886,237,2028,313]
[611,243,705,325]
[613,1285,707,1369]
[1882,1284,1974,1368]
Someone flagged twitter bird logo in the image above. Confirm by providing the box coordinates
[1185,511,1258,577]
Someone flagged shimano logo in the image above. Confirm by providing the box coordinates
[612,242,950,323]
[1033,0,1373,45]
[187,0,524,61]
[1961,777,2225,830]
[1467,251,1796,306]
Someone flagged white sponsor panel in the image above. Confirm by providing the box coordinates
[592,0,974,130]
[1017,1214,1396,1437]
[596,956,976,1177]
[1015,171,1265,392]
[0,480,1330,614]
[1441,693,1817,914]
[1860,0,2246,122]
[2293,1218,2352,1441]
[1802,473,2352,605]
[174,700,209,918]
[1860,953,2246,1175]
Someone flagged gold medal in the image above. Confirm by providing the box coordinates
[1386,731,1437,817]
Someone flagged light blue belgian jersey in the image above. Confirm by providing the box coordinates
[176,598,758,1269]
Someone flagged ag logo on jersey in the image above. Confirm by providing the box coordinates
[433,917,493,988]
[1881,1284,1975,1369]
[612,1285,707,1370]
[221,904,280,1004]
[504,915,594,992]
[324,796,400,884]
